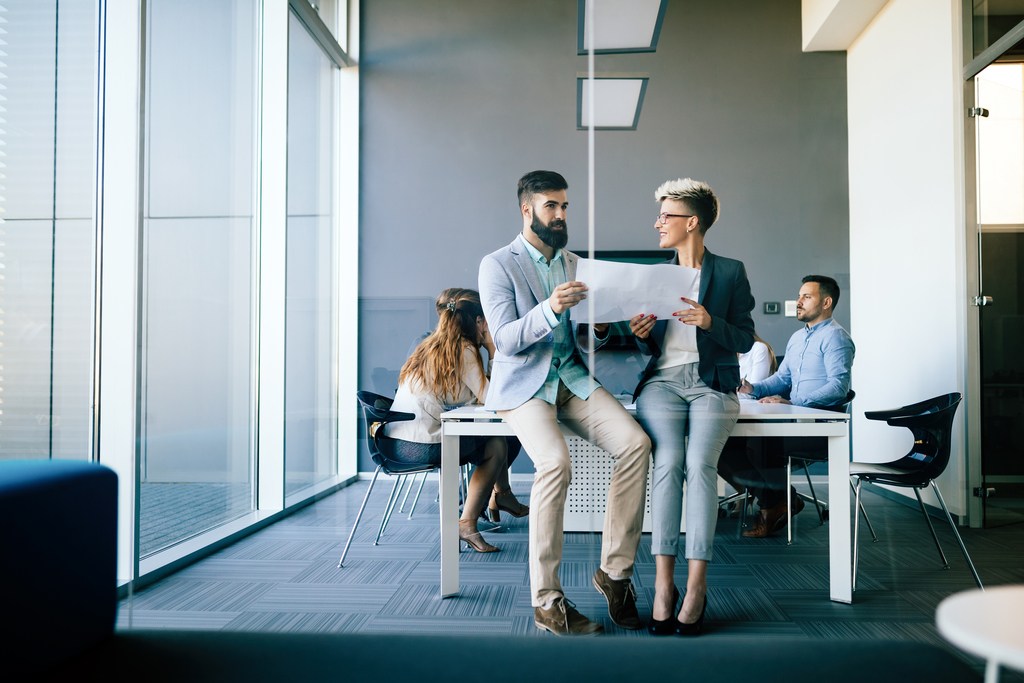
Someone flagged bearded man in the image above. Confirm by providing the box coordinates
[478,170,652,635]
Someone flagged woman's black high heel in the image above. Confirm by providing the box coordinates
[675,592,707,636]
[647,586,680,636]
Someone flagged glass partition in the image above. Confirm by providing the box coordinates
[284,10,339,496]
[0,0,97,462]
[971,0,1024,57]
[138,0,257,555]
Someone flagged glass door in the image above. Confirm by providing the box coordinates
[972,58,1024,527]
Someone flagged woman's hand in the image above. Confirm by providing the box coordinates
[673,297,712,330]
[629,313,657,339]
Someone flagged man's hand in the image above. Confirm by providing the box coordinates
[629,313,657,340]
[673,297,712,330]
[549,280,588,315]
[759,395,791,405]
[737,378,753,394]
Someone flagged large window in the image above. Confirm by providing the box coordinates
[6,0,357,587]
[138,0,258,555]
[0,0,97,462]
[284,10,339,495]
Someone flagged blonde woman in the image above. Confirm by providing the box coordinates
[630,178,755,635]
[385,288,526,553]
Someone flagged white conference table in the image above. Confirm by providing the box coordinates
[439,401,852,603]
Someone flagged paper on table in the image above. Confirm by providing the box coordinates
[574,258,700,323]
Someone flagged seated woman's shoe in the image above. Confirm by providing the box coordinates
[675,592,707,636]
[487,489,529,522]
[458,520,499,553]
[647,586,680,636]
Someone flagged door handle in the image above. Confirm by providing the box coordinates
[972,295,994,307]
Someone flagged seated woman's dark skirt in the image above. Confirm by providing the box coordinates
[382,435,521,468]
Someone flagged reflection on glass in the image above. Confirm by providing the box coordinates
[285,12,338,495]
[972,1,1024,57]
[975,61,1024,526]
[139,0,256,555]
[977,64,1024,225]
[0,1,97,461]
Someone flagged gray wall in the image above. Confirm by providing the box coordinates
[358,0,849,468]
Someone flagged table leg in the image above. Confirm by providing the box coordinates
[440,429,460,598]
[828,429,853,603]
[985,660,999,683]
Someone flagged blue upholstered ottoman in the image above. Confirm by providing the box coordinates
[0,459,117,673]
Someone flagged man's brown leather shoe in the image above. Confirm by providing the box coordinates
[742,496,805,538]
[592,567,641,629]
[534,597,604,635]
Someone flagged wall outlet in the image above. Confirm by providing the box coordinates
[784,300,797,317]
[763,301,780,314]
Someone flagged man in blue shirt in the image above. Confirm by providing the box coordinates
[720,274,855,537]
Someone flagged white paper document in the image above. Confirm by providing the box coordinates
[574,258,700,323]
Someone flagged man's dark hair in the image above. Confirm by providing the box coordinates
[517,170,568,207]
[802,274,841,310]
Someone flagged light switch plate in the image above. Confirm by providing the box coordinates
[785,300,797,317]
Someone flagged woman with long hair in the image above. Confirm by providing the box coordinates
[385,288,527,552]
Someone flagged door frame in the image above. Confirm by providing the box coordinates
[961,5,1024,528]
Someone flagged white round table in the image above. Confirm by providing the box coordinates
[936,585,1024,683]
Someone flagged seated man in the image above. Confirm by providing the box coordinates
[479,170,652,635]
[718,274,855,538]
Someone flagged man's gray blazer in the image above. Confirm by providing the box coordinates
[479,236,598,411]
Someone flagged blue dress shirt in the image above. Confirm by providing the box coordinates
[751,318,854,408]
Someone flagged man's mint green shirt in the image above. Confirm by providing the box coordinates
[518,234,596,403]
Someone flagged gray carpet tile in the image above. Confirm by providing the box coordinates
[248,584,401,613]
[172,558,310,583]
[748,563,847,590]
[216,538,341,562]
[380,583,520,618]
[116,608,240,630]
[705,587,790,622]
[364,615,516,635]
[224,611,371,633]
[124,579,274,612]
[772,589,932,622]
[118,476,1024,669]
[291,558,418,585]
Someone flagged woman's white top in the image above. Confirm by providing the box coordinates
[738,341,772,399]
[655,272,701,370]
[384,344,488,444]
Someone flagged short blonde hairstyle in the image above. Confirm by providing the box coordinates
[654,178,719,235]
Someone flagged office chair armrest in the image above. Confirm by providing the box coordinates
[864,407,915,422]
[382,409,415,423]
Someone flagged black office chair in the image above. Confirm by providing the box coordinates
[337,391,438,568]
[784,390,876,544]
[850,392,983,590]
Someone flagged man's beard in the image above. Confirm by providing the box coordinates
[532,214,569,250]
